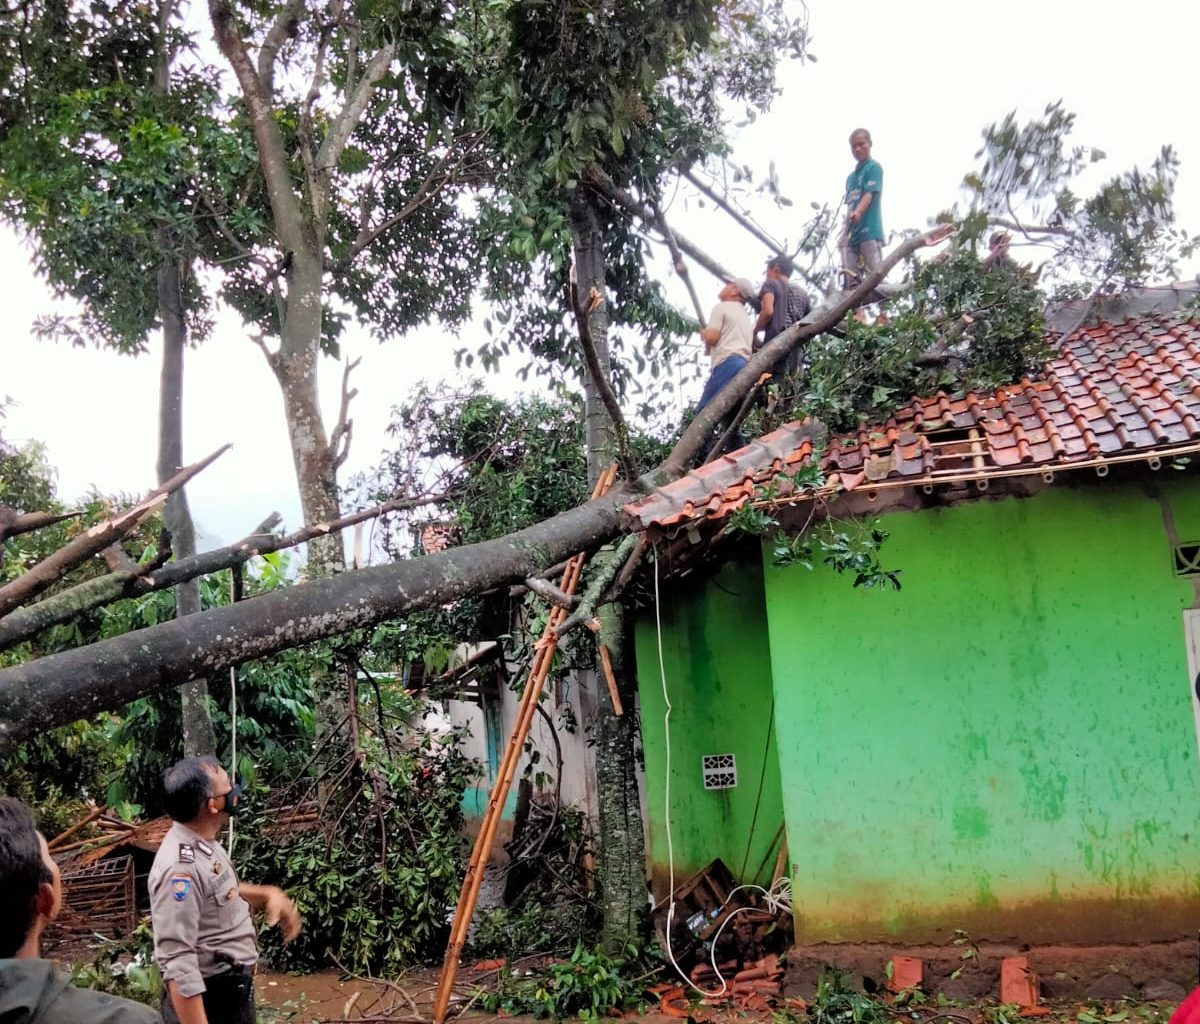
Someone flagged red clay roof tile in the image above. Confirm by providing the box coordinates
[624,312,1200,532]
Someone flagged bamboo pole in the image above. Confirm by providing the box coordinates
[432,464,619,1024]
[596,643,624,717]
[48,805,105,850]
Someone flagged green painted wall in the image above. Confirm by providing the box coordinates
[635,552,784,898]
[764,478,1200,943]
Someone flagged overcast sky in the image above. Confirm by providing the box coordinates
[4,0,1200,550]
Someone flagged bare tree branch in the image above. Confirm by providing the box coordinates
[329,357,361,469]
[0,508,82,544]
[651,202,706,326]
[990,216,1076,241]
[0,446,231,619]
[297,15,331,211]
[568,282,638,484]
[682,168,786,256]
[249,332,280,372]
[585,166,735,284]
[313,41,395,219]
[0,491,442,651]
[256,0,304,99]
[523,576,580,610]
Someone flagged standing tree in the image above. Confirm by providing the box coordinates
[0,0,222,753]
[464,0,809,946]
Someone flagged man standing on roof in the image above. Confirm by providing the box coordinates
[696,277,756,450]
[841,128,885,287]
[149,757,301,1024]
[754,255,811,376]
[0,796,157,1023]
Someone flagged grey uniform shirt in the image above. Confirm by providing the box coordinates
[148,822,258,997]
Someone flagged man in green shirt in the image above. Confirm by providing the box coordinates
[841,128,884,286]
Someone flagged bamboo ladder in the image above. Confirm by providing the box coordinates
[431,463,620,1024]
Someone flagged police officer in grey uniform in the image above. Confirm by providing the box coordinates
[149,757,300,1024]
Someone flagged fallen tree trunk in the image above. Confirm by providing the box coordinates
[0,495,627,749]
[0,226,950,750]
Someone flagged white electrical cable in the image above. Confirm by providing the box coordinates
[228,663,237,854]
[654,546,793,998]
[228,572,238,854]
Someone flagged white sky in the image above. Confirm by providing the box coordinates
[4,0,1200,549]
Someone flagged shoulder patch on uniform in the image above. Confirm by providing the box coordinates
[170,875,193,901]
[196,840,214,857]
[178,843,195,863]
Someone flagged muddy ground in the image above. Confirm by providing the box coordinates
[252,948,1197,1023]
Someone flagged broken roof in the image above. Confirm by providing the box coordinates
[624,312,1200,534]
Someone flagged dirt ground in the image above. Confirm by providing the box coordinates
[253,958,1193,1024]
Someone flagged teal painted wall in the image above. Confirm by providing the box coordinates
[635,552,785,897]
[764,479,1200,943]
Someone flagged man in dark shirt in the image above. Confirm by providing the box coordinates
[754,255,811,376]
[0,797,157,1024]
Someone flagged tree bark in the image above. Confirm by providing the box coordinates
[569,190,615,486]
[568,187,649,949]
[156,233,216,757]
[595,599,647,950]
[154,0,214,756]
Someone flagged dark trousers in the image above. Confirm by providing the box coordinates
[162,971,255,1024]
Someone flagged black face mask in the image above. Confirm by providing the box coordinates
[214,782,244,817]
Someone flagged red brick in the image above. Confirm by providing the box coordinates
[1000,956,1039,1007]
[888,956,924,993]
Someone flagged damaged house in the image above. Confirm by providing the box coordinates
[625,309,1200,964]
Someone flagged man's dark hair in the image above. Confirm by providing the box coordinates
[766,255,795,277]
[163,756,219,823]
[0,797,50,957]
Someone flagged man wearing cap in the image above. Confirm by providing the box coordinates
[695,277,756,450]
[149,757,300,1024]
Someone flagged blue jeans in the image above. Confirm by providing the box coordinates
[698,355,747,411]
[697,355,748,452]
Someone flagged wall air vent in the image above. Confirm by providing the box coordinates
[701,753,737,790]
[1175,542,1200,577]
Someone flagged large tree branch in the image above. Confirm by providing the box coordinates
[0,492,441,652]
[256,0,304,99]
[585,166,735,284]
[0,229,952,746]
[568,282,638,484]
[0,508,82,544]
[314,41,395,189]
[208,0,309,253]
[0,446,230,619]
